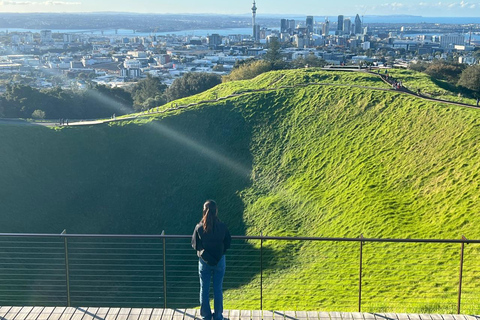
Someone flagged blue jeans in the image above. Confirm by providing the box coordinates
[199,255,225,320]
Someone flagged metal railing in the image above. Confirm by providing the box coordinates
[0,232,479,314]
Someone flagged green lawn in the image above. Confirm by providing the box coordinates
[1,69,480,312]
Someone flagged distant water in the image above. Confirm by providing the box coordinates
[0,27,256,37]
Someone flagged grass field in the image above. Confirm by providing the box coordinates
[1,69,480,312]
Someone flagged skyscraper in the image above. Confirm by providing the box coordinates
[337,15,344,33]
[322,18,330,37]
[306,16,314,34]
[281,19,288,33]
[252,1,258,41]
[343,18,351,35]
[354,14,362,34]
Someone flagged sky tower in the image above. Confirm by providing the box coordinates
[252,1,259,41]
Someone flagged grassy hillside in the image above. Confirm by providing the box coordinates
[1,69,480,312]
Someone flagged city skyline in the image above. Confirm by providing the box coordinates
[0,0,478,17]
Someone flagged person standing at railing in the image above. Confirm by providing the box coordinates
[192,200,231,320]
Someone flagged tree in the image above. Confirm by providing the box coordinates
[31,109,46,119]
[424,60,465,84]
[264,37,288,70]
[457,65,480,98]
[265,37,282,63]
[291,53,327,69]
[130,75,167,111]
[166,73,221,101]
[222,60,273,82]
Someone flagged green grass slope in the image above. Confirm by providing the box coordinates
[0,69,479,312]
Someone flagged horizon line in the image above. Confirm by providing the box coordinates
[0,12,479,18]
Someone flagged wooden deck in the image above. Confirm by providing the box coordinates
[0,307,478,320]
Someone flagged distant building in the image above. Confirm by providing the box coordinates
[287,20,296,34]
[440,34,464,49]
[207,34,222,47]
[354,15,362,35]
[121,59,142,78]
[306,16,314,34]
[40,30,53,44]
[322,18,330,37]
[343,18,351,35]
[253,25,261,42]
[281,19,288,33]
[337,15,344,34]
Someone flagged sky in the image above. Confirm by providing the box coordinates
[0,0,478,17]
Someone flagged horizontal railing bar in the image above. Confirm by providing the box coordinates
[0,233,479,244]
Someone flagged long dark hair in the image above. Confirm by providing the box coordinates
[202,200,217,233]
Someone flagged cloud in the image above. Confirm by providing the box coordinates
[0,1,81,5]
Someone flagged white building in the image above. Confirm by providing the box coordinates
[440,34,464,50]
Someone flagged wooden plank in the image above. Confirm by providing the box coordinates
[252,310,262,320]
[126,309,142,320]
[173,309,186,320]
[37,307,56,320]
[12,307,34,320]
[230,310,240,320]
[81,308,100,320]
[116,309,131,320]
[385,314,399,320]
[430,315,443,320]
[0,307,13,318]
[396,314,409,320]
[284,311,296,320]
[3,307,22,320]
[263,311,274,320]
[440,315,455,320]
[70,308,87,320]
[222,310,230,320]
[307,312,319,320]
[364,314,376,320]
[162,309,175,320]
[105,308,121,320]
[330,312,341,320]
[342,313,354,320]
[183,309,197,320]
[95,308,110,320]
[138,309,153,320]
[240,310,251,320]
[408,315,421,320]
[375,314,389,320]
[463,316,479,320]
[273,312,285,320]
[419,315,432,320]
[296,311,308,320]
[25,307,45,320]
[318,312,330,320]
[452,316,466,320]
[57,307,77,320]
[350,313,363,320]
[48,307,67,320]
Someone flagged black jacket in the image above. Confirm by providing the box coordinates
[192,219,231,266]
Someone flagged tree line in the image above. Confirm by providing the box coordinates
[0,72,222,119]
[409,60,480,99]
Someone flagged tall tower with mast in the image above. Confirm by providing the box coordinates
[252,1,259,41]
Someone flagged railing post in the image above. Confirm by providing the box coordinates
[162,230,167,309]
[457,235,467,314]
[358,234,364,313]
[61,229,71,307]
[260,232,263,311]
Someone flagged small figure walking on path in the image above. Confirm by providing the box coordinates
[477,98,479,107]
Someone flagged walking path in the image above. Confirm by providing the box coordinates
[0,307,478,320]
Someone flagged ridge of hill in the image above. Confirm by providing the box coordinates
[0,69,479,312]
